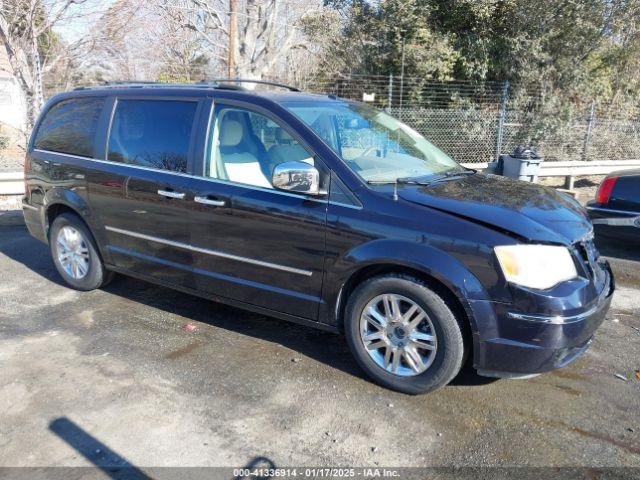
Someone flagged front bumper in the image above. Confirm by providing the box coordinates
[470,262,614,378]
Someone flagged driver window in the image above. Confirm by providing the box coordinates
[206,105,315,189]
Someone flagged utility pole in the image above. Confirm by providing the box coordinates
[32,34,43,114]
[228,0,236,78]
[284,2,289,80]
[386,74,393,113]
[581,100,596,161]
[399,35,405,118]
[495,80,509,162]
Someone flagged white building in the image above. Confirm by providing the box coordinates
[0,45,27,132]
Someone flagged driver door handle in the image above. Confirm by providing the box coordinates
[158,189,185,199]
[194,196,226,207]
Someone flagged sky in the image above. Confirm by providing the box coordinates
[50,0,116,42]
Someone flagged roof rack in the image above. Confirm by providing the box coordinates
[205,78,300,92]
[74,79,300,92]
[74,81,242,91]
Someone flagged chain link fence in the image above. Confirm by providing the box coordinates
[303,75,640,163]
[390,107,500,163]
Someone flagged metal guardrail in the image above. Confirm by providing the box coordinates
[462,159,640,175]
[462,159,640,189]
[0,171,24,195]
[2,159,640,195]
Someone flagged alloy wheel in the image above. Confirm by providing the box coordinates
[359,293,437,377]
[56,225,90,280]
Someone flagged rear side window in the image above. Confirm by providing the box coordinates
[108,99,197,173]
[34,97,104,157]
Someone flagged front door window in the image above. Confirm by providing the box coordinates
[206,106,315,189]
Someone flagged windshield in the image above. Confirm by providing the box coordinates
[283,101,464,183]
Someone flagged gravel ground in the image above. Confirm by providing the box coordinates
[539,175,604,203]
[0,213,638,475]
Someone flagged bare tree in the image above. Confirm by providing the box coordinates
[153,0,213,81]
[155,0,229,75]
[0,0,99,128]
[88,0,166,82]
[235,0,303,79]
[157,0,329,82]
[86,0,211,84]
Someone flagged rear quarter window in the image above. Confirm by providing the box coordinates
[107,99,197,173]
[34,97,105,158]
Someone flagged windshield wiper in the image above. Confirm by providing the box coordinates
[367,169,477,187]
[450,168,477,175]
[366,178,425,185]
[401,169,476,185]
[411,169,477,182]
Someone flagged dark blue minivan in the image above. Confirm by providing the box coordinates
[22,81,614,394]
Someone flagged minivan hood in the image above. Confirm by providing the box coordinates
[398,174,592,244]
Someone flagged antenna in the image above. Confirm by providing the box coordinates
[393,179,398,201]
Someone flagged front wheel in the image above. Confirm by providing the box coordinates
[50,213,113,291]
[344,274,465,394]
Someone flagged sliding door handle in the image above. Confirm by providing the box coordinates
[194,196,226,207]
[158,189,185,199]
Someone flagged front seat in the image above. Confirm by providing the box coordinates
[218,119,273,189]
[268,128,313,168]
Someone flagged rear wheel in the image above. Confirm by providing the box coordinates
[50,213,113,290]
[344,274,465,394]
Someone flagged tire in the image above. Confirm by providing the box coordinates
[344,274,465,395]
[49,213,113,291]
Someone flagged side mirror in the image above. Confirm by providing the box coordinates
[272,161,324,196]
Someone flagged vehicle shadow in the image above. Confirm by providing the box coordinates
[2,223,497,389]
[105,273,367,380]
[102,275,497,387]
[0,223,70,289]
[450,365,499,386]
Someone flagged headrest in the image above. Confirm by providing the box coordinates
[275,128,294,143]
[220,120,243,147]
